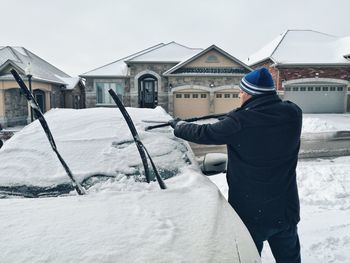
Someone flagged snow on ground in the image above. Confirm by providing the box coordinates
[302,113,350,133]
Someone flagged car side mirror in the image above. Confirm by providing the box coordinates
[201,153,227,175]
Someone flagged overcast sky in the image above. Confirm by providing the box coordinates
[3,0,350,76]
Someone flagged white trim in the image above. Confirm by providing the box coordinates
[170,85,212,94]
[170,85,241,95]
[163,73,246,77]
[133,70,162,96]
[283,77,349,87]
[212,85,240,92]
[163,45,252,75]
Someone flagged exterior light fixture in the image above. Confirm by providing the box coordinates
[25,62,34,122]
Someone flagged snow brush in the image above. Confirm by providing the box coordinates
[10,69,86,195]
[145,113,228,131]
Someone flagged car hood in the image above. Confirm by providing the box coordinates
[0,172,260,262]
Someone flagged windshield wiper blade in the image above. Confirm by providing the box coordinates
[108,89,166,190]
[10,69,86,195]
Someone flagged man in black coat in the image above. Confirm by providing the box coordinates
[171,68,302,262]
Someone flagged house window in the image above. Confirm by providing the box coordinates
[337,87,344,91]
[96,82,124,104]
[307,87,313,91]
[315,87,321,91]
[232,94,239,98]
[184,94,190,98]
[206,55,219,63]
[224,94,231,98]
[322,87,328,91]
[192,94,199,98]
[330,87,336,91]
[285,87,291,91]
[216,94,222,98]
[300,87,306,91]
[201,94,207,98]
[175,94,182,98]
[292,87,298,91]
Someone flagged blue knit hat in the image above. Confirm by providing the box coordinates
[239,68,276,95]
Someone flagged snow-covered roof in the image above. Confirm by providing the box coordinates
[164,45,251,75]
[246,30,350,66]
[0,46,73,85]
[81,42,202,78]
[336,35,350,60]
[56,76,81,90]
[80,43,165,77]
[125,42,202,63]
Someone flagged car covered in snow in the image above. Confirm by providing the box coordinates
[0,107,260,262]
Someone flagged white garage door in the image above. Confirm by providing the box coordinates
[284,85,346,113]
[214,91,240,114]
[173,91,210,118]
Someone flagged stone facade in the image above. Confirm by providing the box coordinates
[4,88,28,126]
[128,63,176,111]
[84,77,96,108]
[168,75,241,88]
[81,44,251,116]
[51,85,64,108]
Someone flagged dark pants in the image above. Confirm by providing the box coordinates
[245,223,301,263]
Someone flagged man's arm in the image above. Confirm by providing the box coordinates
[173,115,241,145]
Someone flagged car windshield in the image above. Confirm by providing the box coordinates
[0,107,194,198]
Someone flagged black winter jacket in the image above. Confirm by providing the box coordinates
[174,94,302,226]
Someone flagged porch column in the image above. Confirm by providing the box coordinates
[45,91,51,112]
[0,89,6,125]
[209,91,215,114]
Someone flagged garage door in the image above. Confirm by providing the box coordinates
[284,85,346,113]
[214,91,240,114]
[173,91,210,118]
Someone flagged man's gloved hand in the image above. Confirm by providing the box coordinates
[168,117,182,129]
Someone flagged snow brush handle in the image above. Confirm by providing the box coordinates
[145,113,228,131]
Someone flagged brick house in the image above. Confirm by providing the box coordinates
[246,30,350,113]
[0,46,86,127]
[80,42,251,118]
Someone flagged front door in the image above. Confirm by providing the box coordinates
[142,80,155,108]
[34,90,45,113]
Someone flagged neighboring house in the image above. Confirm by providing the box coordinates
[0,46,86,127]
[80,42,251,118]
[246,30,350,113]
